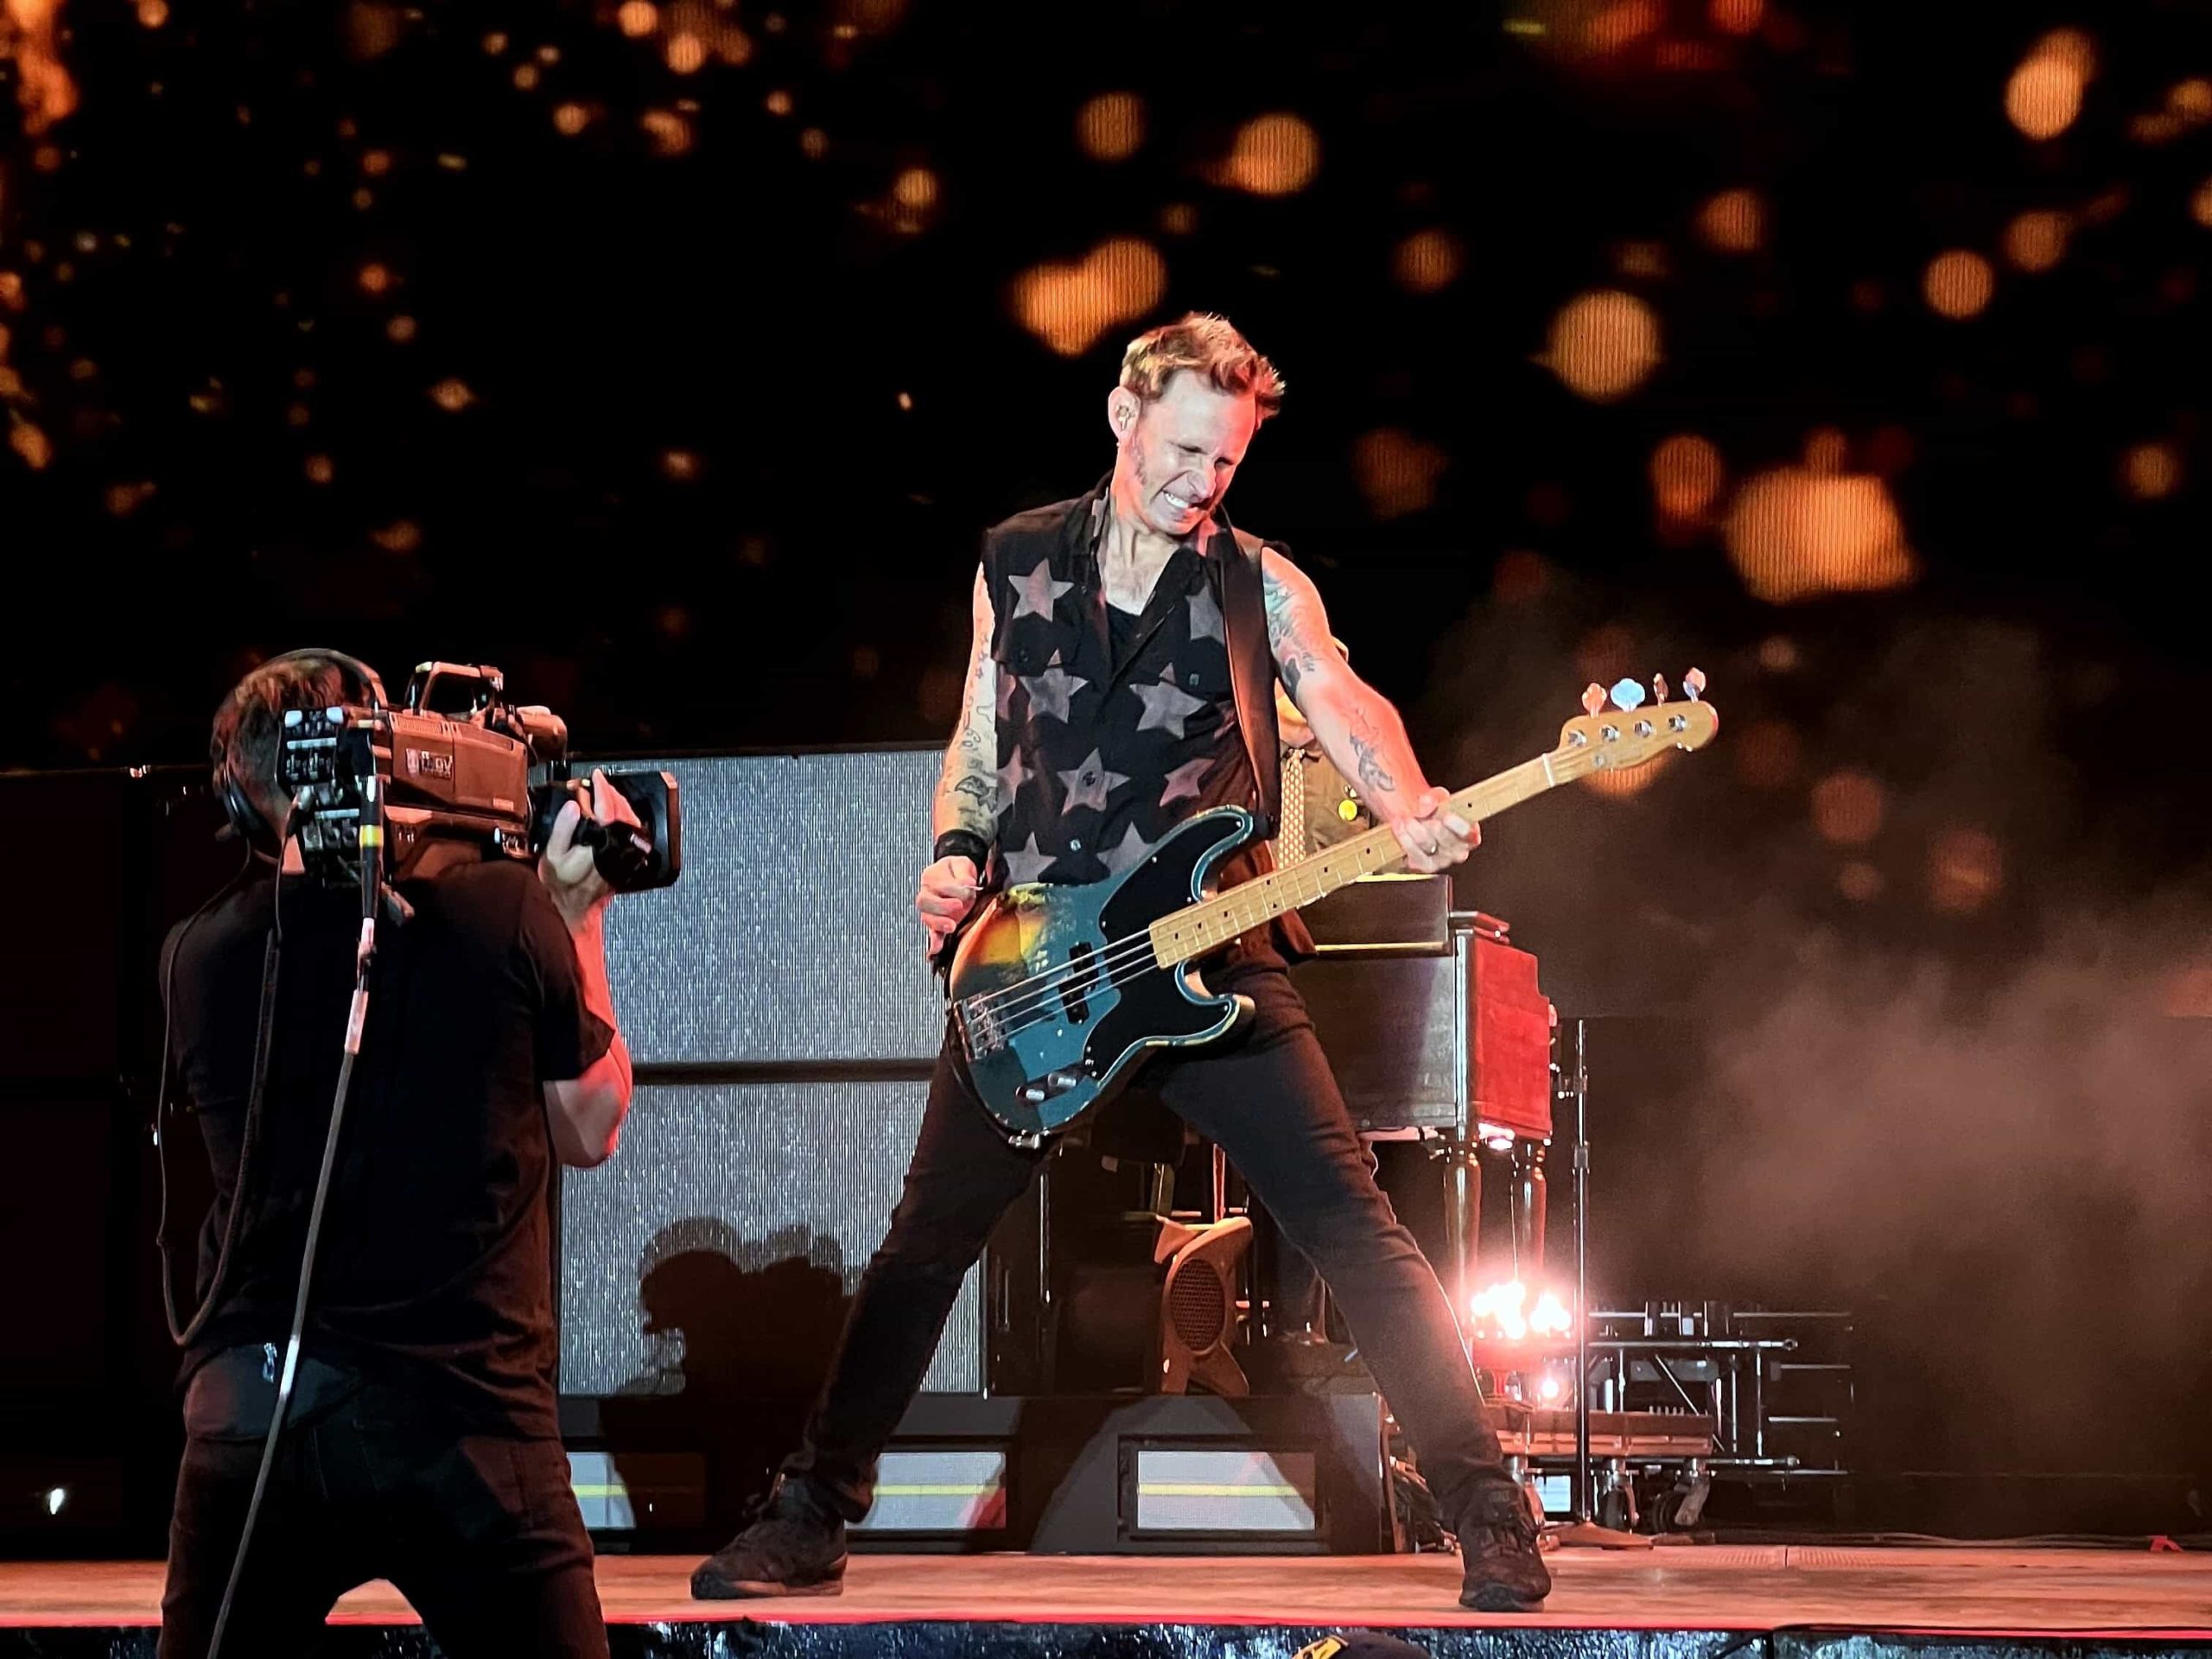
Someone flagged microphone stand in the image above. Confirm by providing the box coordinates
[1548,1016,1647,1550]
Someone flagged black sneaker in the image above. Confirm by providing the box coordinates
[1452,1479,1551,1611]
[690,1478,848,1599]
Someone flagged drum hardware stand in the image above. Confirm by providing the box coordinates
[1546,1016,1649,1551]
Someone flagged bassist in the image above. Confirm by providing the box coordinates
[691,313,1550,1612]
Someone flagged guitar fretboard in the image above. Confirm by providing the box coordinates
[1147,750,1583,968]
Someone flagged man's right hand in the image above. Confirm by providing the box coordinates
[916,855,982,958]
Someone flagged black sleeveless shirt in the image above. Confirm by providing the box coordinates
[983,486,1264,890]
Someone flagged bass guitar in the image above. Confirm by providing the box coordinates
[950,677,1718,1141]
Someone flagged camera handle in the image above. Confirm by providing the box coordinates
[207,775,390,1659]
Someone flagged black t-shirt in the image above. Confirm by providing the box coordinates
[163,857,612,1438]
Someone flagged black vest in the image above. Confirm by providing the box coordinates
[981,481,1312,956]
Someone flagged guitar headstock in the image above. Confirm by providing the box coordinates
[1556,669,1719,776]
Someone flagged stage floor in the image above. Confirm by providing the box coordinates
[3,1546,2208,1655]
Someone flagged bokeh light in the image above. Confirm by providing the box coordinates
[358,262,393,295]
[1811,770,1885,844]
[1802,426,1848,475]
[1584,746,1671,798]
[136,0,168,25]
[1351,429,1448,519]
[1011,238,1166,358]
[1542,289,1662,403]
[2121,442,2181,499]
[1928,827,2005,915]
[1710,0,1763,35]
[1837,861,1885,903]
[1393,229,1462,295]
[1733,720,1801,790]
[2005,30,2093,141]
[1224,113,1320,196]
[1586,0,1660,53]
[553,103,589,136]
[1649,434,1725,519]
[892,167,938,213]
[1923,250,1994,319]
[641,109,693,156]
[2002,210,2069,272]
[1076,92,1145,162]
[665,32,705,73]
[617,2,658,37]
[2192,177,2212,228]
[1724,467,1916,603]
[1696,188,1764,253]
[429,378,474,411]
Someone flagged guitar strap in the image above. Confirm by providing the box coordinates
[1220,524,1315,961]
[1220,524,1282,835]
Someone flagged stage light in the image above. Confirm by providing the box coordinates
[1929,827,2004,916]
[1351,428,1446,519]
[1531,1292,1572,1336]
[1733,719,1801,791]
[1811,771,1884,845]
[2006,32,2092,141]
[305,454,334,484]
[1224,113,1320,196]
[1393,229,1462,295]
[1803,427,1847,475]
[429,378,474,412]
[1537,1373,1564,1402]
[1077,92,1145,162]
[1586,0,1658,53]
[1649,434,1725,521]
[512,64,540,90]
[137,0,167,25]
[554,103,589,135]
[386,315,416,341]
[1725,467,1916,603]
[1923,250,1994,319]
[1838,861,1884,903]
[1542,289,1661,404]
[617,1,658,37]
[1011,238,1165,358]
[358,263,392,295]
[2191,179,2212,228]
[1709,0,1762,35]
[2122,442,2181,499]
[641,110,693,156]
[893,168,938,212]
[45,1488,65,1516]
[1696,188,1764,253]
[665,32,705,73]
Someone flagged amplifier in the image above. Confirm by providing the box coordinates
[1294,909,1554,1143]
[561,749,984,1405]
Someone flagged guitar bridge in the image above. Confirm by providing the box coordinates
[955,995,1007,1061]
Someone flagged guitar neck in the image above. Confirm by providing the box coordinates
[1147,750,1579,969]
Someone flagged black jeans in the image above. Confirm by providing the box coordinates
[785,945,1512,1522]
[161,1349,606,1659]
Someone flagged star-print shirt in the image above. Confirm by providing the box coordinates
[983,485,1270,893]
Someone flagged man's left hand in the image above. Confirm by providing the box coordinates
[1389,786,1478,874]
[539,768,643,922]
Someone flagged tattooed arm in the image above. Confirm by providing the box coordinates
[931,565,1001,842]
[1261,546,1476,873]
[919,565,999,953]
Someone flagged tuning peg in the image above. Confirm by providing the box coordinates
[1610,677,1646,712]
[1652,672,1669,705]
[1581,682,1608,716]
[1683,667,1707,702]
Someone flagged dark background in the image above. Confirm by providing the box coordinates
[3,0,2209,1545]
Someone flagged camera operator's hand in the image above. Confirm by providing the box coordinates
[539,769,642,925]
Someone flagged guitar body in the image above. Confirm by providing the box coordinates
[949,807,1261,1142]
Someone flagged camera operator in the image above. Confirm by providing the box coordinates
[158,652,636,1659]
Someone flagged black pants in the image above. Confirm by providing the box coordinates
[161,1349,607,1659]
[785,946,1512,1522]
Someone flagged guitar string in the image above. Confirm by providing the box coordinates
[958,851,1402,1045]
[957,747,1631,1032]
[957,854,1375,1027]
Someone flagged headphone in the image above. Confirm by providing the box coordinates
[213,647,390,856]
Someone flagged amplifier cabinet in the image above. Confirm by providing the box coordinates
[558,1081,983,1399]
[1294,917,1554,1142]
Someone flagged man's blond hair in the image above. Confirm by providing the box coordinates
[1118,312,1285,422]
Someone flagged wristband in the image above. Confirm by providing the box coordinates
[932,829,992,872]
